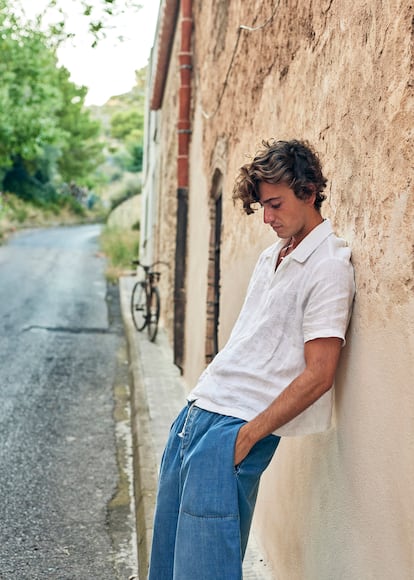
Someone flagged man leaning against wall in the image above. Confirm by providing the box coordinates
[148,139,356,580]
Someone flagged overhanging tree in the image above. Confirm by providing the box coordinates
[55,67,104,186]
[15,0,142,47]
[0,0,104,202]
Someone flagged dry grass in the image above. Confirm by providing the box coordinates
[0,194,140,284]
[0,193,102,243]
[99,224,139,283]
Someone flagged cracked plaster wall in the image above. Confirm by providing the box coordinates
[151,1,414,577]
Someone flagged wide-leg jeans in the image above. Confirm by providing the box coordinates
[148,403,280,580]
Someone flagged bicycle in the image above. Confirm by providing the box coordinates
[130,260,166,342]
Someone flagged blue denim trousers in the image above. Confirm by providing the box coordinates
[148,403,280,580]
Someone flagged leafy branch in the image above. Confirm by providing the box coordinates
[14,0,143,48]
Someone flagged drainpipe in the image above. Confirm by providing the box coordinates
[173,0,192,372]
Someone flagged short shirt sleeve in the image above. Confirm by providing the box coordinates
[303,257,355,344]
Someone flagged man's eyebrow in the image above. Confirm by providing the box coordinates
[260,196,282,205]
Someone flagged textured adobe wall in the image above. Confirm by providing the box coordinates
[181,1,414,577]
[183,103,210,387]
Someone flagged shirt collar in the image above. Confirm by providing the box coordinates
[290,218,333,263]
[264,219,334,265]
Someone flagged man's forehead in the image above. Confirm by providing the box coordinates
[260,195,282,205]
[258,181,292,200]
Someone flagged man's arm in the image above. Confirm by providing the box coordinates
[234,337,343,465]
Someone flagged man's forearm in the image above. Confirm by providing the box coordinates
[235,369,329,463]
[234,337,342,465]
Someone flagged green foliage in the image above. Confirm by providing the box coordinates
[13,205,29,224]
[110,110,144,141]
[55,67,104,184]
[0,5,64,167]
[61,194,86,216]
[109,108,144,173]
[0,1,104,206]
[15,0,143,48]
[4,168,54,204]
[126,143,143,172]
[0,191,99,244]
[1,3,147,219]
[100,67,146,174]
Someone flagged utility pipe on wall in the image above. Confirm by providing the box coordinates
[173,0,192,371]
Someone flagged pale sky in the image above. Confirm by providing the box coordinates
[19,0,160,106]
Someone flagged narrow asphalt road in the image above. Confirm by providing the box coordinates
[0,225,137,579]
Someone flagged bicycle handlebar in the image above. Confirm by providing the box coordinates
[132,259,169,272]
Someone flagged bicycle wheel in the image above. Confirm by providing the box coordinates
[130,281,147,331]
[147,286,160,342]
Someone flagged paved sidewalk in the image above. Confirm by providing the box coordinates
[120,276,276,579]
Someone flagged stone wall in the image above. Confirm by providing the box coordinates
[107,195,141,230]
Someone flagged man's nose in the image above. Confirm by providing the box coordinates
[263,206,273,224]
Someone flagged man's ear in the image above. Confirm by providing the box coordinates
[304,184,317,206]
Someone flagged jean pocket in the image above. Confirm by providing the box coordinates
[235,434,280,478]
[180,419,243,518]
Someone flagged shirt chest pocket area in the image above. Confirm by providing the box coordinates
[264,271,306,346]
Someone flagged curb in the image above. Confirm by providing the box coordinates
[120,276,157,579]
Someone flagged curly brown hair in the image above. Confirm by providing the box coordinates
[233,139,327,215]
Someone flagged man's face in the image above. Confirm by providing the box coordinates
[258,182,319,243]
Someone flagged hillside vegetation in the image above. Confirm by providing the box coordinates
[0,0,146,240]
[1,1,145,277]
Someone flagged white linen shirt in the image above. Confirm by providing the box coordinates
[188,219,355,436]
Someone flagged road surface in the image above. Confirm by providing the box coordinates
[0,225,137,579]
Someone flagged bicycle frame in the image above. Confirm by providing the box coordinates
[130,260,166,341]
